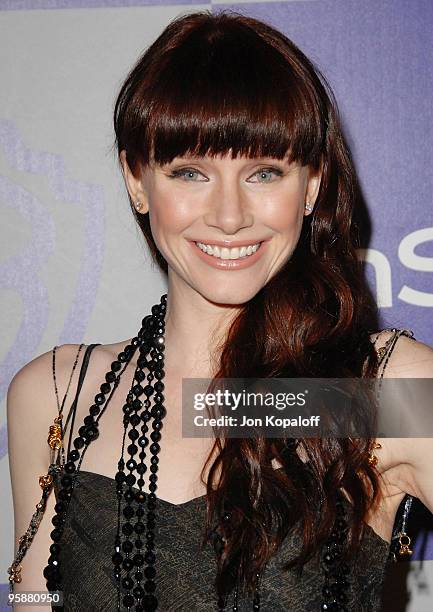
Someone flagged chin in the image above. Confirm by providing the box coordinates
[197,281,263,308]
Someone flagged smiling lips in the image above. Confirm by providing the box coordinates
[190,239,268,269]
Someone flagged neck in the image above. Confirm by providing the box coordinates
[163,281,241,378]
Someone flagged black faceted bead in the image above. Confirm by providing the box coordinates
[323,552,334,565]
[50,528,62,542]
[51,514,63,527]
[123,506,135,519]
[149,443,160,455]
[130,414,141,427]
[105,371,116,383]
[112,552,123,565]
[138,436,148,448]
[95,393,105,405]
[64,461,76,474]
[133,585,145,598]
[150,431,161,443]
[122,558,134,572]
[122,540,134,553]
[150,406,165,419]
[126,473,136,486]
[144,385,154,397]
[60,474,72,488]
[68,450,79,462]
[89,404,100,417]
[115,471,125,484]
[111,360,121,372]
[58,489,71,502]
[144,566,156,579]
[122,522,134,536]
[100,382,111,394]
[133,384,144,397]
[126,458,137,471]
[122,576,133,590]
[73,436,85,450]
[78,425,88,438]
[86,425,99,440]
[134,553,145,567]
[144,551,156,564]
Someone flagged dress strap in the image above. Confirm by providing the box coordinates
[62,343,101,460]
[373,327,415,378]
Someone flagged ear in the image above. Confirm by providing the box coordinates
[303,161,323,216]
[120,150,149,214]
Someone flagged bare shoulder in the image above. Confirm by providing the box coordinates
[7,344,87,436]
[369,329,433,377]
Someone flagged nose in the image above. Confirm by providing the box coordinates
[203,182,254,236]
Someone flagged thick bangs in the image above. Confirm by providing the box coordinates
[115,12,328,172]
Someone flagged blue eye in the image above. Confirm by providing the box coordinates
[252,168,283,183]
[168,168,206,181]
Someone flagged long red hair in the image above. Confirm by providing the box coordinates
[113,10,381,601]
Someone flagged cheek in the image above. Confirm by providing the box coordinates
[261,192,304,235]
[147,194,194,257]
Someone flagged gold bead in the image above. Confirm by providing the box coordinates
[47,422,62,450]
[39,473,53,490]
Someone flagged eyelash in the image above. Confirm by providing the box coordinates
[167,166,284,182]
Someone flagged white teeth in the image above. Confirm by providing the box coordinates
[196,242,261,259]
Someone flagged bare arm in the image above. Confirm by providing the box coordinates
[373,334,433,513]
[7,345,84,610]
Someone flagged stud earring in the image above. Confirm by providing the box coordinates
[135,201,143,212]
[305,201,313,213]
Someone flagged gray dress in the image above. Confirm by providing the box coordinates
[55,329,413,611]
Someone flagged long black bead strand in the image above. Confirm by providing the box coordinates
[43,296,166,610]
[113,335,154,609]
[320,494,351,612]
[113,297,167,611]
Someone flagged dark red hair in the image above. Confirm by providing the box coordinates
[113,10,381,601]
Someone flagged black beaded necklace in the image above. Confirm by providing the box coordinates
[44,293,351,611]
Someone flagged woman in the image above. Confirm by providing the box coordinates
[7,10,433,612]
